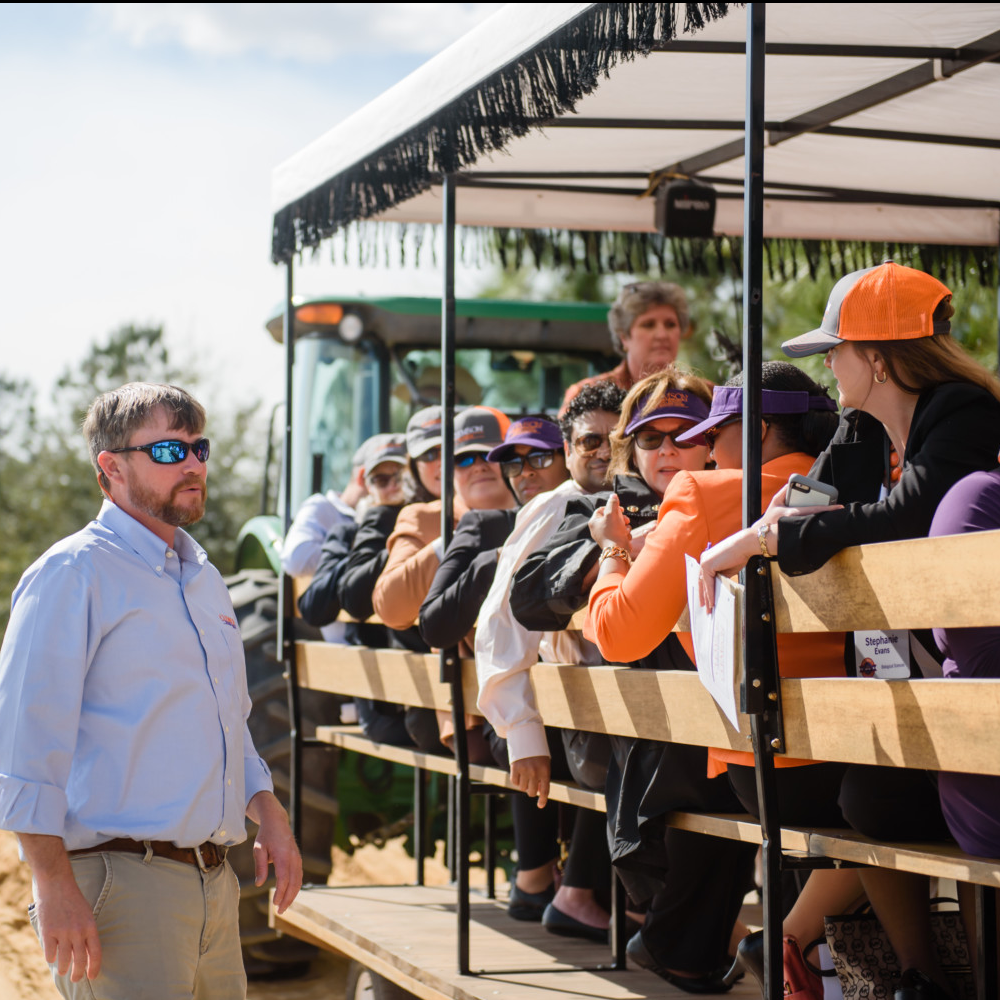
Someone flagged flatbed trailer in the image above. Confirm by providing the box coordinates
[263,5,1000,999]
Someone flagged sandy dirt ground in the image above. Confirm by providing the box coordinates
[0,831,491,1000]
[0,832,52,1000]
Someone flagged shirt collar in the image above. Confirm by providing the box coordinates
[97,500,206,573]
[326,490,356,520]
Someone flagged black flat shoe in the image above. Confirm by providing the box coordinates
[506,881,554,922]
[723,929,764,990]
[627,931,733,995]
[895,968,955,1000]
[541,902,608,943]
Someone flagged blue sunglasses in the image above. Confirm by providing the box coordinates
[110,438,210,464]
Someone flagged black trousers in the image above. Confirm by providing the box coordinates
[355,698,414,747]
[728,761,849,828]
[642,828,756,972]
[607,737,756,971]
[489,726,611,890]
[839,764,951,842]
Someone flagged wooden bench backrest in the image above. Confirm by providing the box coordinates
[295,529,1000,777]
[771,528,1000,632]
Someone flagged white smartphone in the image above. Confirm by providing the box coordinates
[785,473,838,507]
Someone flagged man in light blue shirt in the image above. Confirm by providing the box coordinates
[0,383,301,999]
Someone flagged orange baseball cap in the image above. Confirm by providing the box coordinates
[782,262,952,358]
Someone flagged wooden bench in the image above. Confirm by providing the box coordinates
[275,529,1000,999]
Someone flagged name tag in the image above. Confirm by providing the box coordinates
[855,630,911,678]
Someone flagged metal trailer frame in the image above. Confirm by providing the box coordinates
[272,5,1000,997]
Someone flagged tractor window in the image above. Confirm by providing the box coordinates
[291,337,381,511]
[389,348,604,428]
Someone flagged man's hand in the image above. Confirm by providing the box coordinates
[247,791,303,914]
[510,756,552,808]
[18,834,101,982]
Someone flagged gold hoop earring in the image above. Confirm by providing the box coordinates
[874,370,888,385]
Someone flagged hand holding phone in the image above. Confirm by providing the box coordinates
[784,473,838,508]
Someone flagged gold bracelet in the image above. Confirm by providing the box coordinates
[756,523,771,558]
[599,544,631,566]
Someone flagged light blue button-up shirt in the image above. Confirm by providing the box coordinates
[0,501,273,850]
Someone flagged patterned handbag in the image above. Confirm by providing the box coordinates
[823,899,974,1000]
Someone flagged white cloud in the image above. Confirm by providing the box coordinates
[98,2,505,61]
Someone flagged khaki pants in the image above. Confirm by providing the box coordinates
[31,851,246,1000]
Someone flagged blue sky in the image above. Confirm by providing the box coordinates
[0,3,502,410]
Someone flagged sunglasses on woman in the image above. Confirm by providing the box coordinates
[500,450,556,479]
[703,415,743,446]
[455,452,489,468]
[110,438,211,464]
[633,428,706,451]
[416,446,441,463]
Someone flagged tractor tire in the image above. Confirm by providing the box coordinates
[226,569,342,979]
[345,961,417,1000]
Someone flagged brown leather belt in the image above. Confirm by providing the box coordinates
[69,838,228,870]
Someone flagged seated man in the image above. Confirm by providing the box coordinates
[475,383,625,940]
[281,439,370,645]
[298,433,410,744]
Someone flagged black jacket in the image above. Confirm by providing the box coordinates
[511,475,660,632]
[337,505,400,621]
[419,508,517,649]
[337,503,431,653]
[297,521,357,627]
[778,382,1000,576]
[510,475,691,672]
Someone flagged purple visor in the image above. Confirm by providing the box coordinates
[624,390,711,436]
[486,416,564,463]
[676,386,838,441]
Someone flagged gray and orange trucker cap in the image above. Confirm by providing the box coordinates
[406,406,443,458]
[781,261,952,358]
[454,407,510,454]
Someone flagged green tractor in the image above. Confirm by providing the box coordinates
[226,294,617,976]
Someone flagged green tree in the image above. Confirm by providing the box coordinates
[1,325,265,633]
[472,248,998,392]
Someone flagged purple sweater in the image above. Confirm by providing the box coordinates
[929,467,1000,857]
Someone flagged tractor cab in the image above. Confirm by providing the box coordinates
[236,295,616,571]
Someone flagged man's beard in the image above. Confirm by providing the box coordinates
[128,478,207,528]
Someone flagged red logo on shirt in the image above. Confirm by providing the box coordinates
[219,615,237,629]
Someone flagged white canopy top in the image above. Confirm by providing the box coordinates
[271,3,1000,261]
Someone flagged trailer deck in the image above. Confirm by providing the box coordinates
[275,883,760,1000]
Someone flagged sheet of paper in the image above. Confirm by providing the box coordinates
[685,554,742,729]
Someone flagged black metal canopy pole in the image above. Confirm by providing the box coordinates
[742,4,764,522]
[278,259,304,842]
[740,9,786,1000]
[439,173,471,975]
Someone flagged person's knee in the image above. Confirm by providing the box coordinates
[561,730,611,791]
[839,764,948,841]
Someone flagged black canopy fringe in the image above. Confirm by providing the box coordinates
[318,221,998,288]
[271,3,740,263]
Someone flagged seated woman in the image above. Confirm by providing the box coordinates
[373,406,514,756]
[700,263,1000,1000]
[587,362,849,996]
[929,462,1000,859]
[925,463,1000,993]
[421,416,612,936]
[419,415,569,650]
[512,369,761,992]
[560,280,692,414]
[334,409,445,748]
